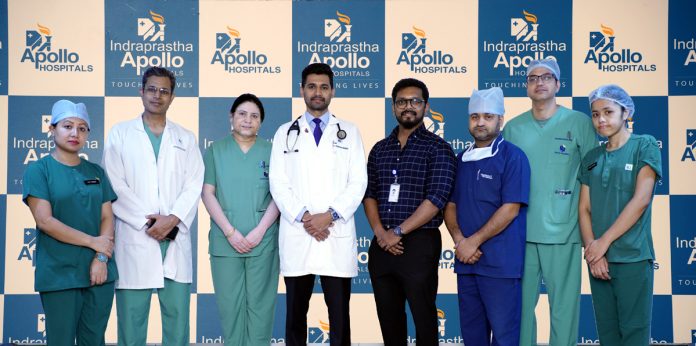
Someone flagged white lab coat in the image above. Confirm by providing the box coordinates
[103,116,204,289]
[269,114,367,278]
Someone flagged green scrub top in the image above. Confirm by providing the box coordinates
[203,135,278,257]
[143,118,162,160]
[22,155,118,292]
[503,105,598,244]
[578,134,662,263]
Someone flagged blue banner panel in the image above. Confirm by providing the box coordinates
[292,1,385,97]
[478,0,572,97]
[105,0,199,96]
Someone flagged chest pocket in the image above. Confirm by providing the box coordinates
[548,138,576,164]
[72,171,103,209]
[474,168,502,206]
[611,161,638,195]
[170,141,189,176]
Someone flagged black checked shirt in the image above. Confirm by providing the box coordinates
[365,124,456,230]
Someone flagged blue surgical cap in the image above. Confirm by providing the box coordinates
[588,84,635,117]
[51,99,91,130]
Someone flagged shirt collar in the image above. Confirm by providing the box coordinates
[303,111,331,127]
[388,123,428,141]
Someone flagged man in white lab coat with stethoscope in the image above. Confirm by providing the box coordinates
[269,63,367,346]
[103,67,204,346]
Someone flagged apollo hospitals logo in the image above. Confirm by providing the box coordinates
[681,129,696,162]
[437,309,447,337]
[423,107,472,152]
[20,23,93,72]
[584,24,657,72]
[326,11,351,43]
[298,10,379,72]
[138,10,165,42]
[17,228,37,267]
[396,26,466,74]
[424,109,445,139]
[482,10,564,77]
[210,26,281,74]
[307,320,330,343]
[407,308,461,344]
[38,314,46,337]
[41,115,52,137]
[108,10,193,76]
[5,311,46,344]
[511,11,538,42]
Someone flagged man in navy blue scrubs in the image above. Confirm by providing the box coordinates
[444,87,531,346]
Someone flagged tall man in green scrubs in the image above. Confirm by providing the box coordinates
[502,58,597,346]
[103,67,205,346]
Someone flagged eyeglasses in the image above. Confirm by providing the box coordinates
[394,98,425,108]
[144,86,172,97]
[234,110,261,120]
[526,73,556,84]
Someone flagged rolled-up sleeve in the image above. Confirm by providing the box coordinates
[364,142,381,201]
[425,141,456,209]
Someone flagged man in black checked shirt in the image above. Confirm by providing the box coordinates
[364,78,456,346]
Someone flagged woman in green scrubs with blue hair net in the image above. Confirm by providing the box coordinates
[578,84,661,346]
[23,99,118,345]
[201,93,280,345]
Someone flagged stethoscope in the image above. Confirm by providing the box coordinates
[284,115,347,154]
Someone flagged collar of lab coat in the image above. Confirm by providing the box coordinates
[136,114,174,133]
[131,115,186,149]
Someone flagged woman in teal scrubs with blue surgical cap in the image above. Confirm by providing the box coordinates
[23,99,118,346]
[201,93,280,345]
[578,85,661,346]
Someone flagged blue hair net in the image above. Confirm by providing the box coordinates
[588,84,635,117]
[527,58,560,80]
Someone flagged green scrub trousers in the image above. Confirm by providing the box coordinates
[210,248,279,345]
[589,260,653,346]
[40,282,115,346]
[116,241,190,346]
[520,242,581,346]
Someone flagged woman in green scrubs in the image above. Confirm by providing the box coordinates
[578,85,661,346]
[23,99,118,346]
[202,93,280,345]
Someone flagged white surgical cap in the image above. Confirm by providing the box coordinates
[469,87,505,116]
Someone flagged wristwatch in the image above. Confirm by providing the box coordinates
[392,225,403,237]
[95,252,108,263]
[328,208,340,221]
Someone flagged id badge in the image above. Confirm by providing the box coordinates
[388,183,400,203]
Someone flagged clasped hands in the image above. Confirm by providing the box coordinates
[376,228,403,256]
[145,214,180,241]
[302,211,334,241]
[454,236,483,264]
[585,237,611,280]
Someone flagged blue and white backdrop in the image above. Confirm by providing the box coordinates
[1,0,695,344]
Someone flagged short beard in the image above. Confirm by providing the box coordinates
[396,111,422,129]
